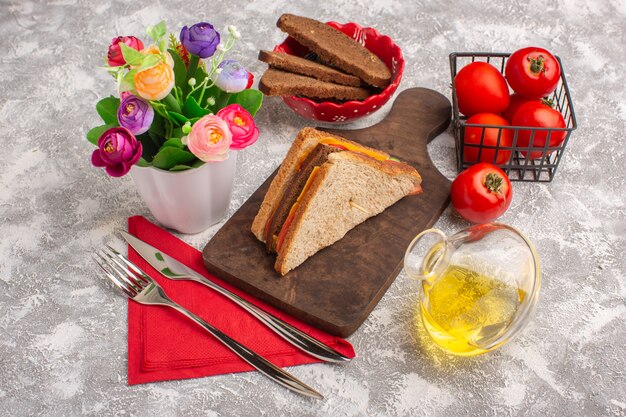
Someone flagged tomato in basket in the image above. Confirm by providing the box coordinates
[505,47,561,99]
[454,62,510,117]
[463,113,513,165]
[512,101,567,159]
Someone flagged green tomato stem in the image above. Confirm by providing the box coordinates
[529,55,546,74]
[484,172,504,194]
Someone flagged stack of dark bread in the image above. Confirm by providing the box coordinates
[258,14,392,102]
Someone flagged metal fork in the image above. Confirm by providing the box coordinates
[93,246,323,399]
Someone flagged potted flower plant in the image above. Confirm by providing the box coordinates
[87,21,262,233]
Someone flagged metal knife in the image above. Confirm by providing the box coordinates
[118,230,352,363]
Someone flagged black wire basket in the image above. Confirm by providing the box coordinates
[449,52,577,182]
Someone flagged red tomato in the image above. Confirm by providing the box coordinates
[454,62,510,116]
[451,163,513,223]
[512,101,567,159]
[505,47,561,99]
[501,93,542,124]
[464,113,513,165]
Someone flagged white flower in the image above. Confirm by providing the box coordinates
[216,44,225,53]
[207,96,216,106]
[232,30,241,39]
[228,25,237,34]
[188,77,196,87]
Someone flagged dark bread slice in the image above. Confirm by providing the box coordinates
[277,14,391,88]
[259,68,371,101]
[259,51,362,87]
[265,143,342,253]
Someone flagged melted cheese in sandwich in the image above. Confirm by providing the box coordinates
[296,137,389,170]
[276,166,320,252]
[318,137,389,161]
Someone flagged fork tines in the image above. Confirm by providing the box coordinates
[93,246,148,297]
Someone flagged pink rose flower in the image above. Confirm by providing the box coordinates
[184,115,232,162]
[107,36,144,67]
[216,104,259,150]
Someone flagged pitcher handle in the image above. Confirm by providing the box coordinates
[403,228,450,281]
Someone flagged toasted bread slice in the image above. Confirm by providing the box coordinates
[259,50,362,87]
[264,143,342,253]
[274,151,421,275]
[277,14,391,88]
[251,127,391,242]
[259,68,371,101]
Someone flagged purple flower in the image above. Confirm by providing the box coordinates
[180,22,220,59]
[91,127,142,177]
[215,60,249,93]
[117,94,154,135]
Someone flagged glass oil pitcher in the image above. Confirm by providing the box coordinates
[404,223,541,356]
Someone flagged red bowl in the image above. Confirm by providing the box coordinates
[273,21,404,123]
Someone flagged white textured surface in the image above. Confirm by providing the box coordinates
[1,0,625,416]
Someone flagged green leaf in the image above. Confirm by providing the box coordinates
[171,127,184,138]
[183,96,211,118]
[166,111,188,126]
[136,54,161,72]
[228,89,263,117]
[136,157,151,167]
[96,97,120,124]
[86,123,117,145]
[120,43,145,66]
[195,65,208,84]
[169,164,193,172]
[148,113,166,138]
[162,137,184,148]
[168,160,203,171]
[169,49,187,88]
[137,133,160,162]
[147,20,167,43]
[155,252,164,261]
[119,69,137,92]
[152,146,196,170]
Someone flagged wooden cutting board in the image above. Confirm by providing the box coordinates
[202,87,452,337]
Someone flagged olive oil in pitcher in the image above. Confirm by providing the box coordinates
[404,224,541,356]
[420,265,526,356]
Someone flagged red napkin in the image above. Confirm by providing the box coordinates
[126,216,355,385]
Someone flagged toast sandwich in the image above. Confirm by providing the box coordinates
[252,127,422,275]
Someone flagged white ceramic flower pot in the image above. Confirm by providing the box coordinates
[129,152,237,234]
